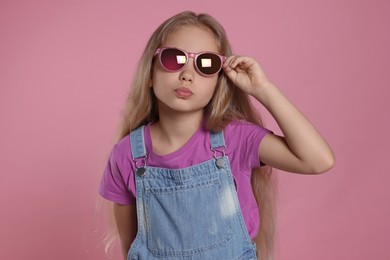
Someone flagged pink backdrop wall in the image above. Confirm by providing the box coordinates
[1,0,389,259]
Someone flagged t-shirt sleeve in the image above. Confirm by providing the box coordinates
[244,123,271,169]
[227,120,271,171]
[98,143,136,205]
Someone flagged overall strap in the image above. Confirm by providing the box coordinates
[210,131,226,169]
[210,131,225,150]
[130,126,147,160]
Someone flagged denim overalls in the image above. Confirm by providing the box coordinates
[127,126,257,260]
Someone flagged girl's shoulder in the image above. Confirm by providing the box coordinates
[225,119,269,134]
[224,119,271,146]
[111,124,151,162]
[226,119,257,127]
[109,134,132,163]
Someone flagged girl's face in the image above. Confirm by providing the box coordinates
[151,25,220,116]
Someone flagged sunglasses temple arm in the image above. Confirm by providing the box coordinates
[154,49,161,56]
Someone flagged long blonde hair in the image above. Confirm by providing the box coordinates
[107,11,277,260]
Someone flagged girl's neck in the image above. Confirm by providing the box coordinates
[150,110,204,155]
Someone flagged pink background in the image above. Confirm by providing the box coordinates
[1,0,389,259]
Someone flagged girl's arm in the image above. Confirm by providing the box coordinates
[255,82,334,173]
[113,203,137,259]
[223,56,335,174]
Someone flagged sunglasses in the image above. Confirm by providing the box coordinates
[154,47,227,76]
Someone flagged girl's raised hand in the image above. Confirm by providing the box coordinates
[223,57,335,175]
[223,55,270,97]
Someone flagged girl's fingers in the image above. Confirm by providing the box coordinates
[224,56,253,71]
[224,55,240,68]
[223,55,237,70]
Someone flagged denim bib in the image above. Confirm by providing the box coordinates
[127,126,257,259]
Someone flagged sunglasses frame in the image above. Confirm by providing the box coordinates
[154,47,227,77]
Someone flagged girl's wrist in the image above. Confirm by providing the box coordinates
[252,81,279,105]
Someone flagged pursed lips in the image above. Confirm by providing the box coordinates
[175,87,193,98]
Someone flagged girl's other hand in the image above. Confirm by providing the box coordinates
[223,55,271,97]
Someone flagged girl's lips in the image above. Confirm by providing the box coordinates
[175,87,193,98]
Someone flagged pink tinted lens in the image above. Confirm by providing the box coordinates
[196,53,222,75]
[160,48,187,71]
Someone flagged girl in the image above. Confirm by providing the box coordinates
[99,11,334,260]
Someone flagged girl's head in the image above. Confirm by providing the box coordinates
[151,25,222,118]
[119,11,260,137]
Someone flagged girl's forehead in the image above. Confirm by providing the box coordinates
[162,25,220,53]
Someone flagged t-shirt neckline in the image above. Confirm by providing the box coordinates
[144,122,205,161]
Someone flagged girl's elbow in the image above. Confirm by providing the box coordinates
[312,153,335,174]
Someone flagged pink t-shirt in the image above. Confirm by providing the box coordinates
[99,119,270,239]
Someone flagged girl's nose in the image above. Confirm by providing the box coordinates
[180,72,194,82]
[179,59,195,82]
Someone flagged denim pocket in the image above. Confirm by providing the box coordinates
[144,177,233,257]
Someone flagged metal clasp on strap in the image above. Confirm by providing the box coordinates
[134,155,147,176]
[211,145,226,158]
[211,146,226,169]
